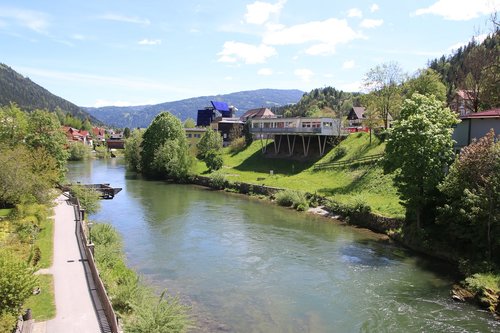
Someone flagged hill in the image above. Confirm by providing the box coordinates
[0,63,97,122]
[84,89,304,128]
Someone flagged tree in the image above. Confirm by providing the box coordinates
[183,118,196,128]
[438,130,500,261]
[140,112,191,179]
[384,94,459,228]
[25,110,68,176]
[362,108,383,144]
[363,62,406,128]
[68,142,90,161]
[243,120,253,146]
[124,129,143,172]
[204,150,223,172]
[196,128,222,160]
[0,103,28,147]
[404,68,447,102]
[123,127,131,138]
[228,125,242,142]
[70,186,101,214]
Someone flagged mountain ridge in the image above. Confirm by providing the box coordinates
[84,88,304,128]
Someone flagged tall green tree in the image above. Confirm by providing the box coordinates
[0,103,28,147]
[404,68,447,102]
[196,128,222,160]
[183,118,196,128]
[124,129,143,172]
[438,130,500,261]
[25,110,68,176]
[384,94,459,228]
[140,112,191,179]
[363,62,406,128]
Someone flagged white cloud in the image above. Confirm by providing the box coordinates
[138,39,161,45]
[0,7,49,34]
[98,13,150,25]
[414,0,499,21]
[360,18,383,28]
[347,8,363,18]
[217,41,277,64]
[245,0,286,25]
[337,81,362,92]
[342,60,355,69]
[370,4,380,13]
[263,18,363,55]
[294,68,314,82]
[257,68,273,76]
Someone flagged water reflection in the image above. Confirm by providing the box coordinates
[68,159,499,333]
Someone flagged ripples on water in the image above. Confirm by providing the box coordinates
[68,160,500,333]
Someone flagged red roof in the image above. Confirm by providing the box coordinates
[460,108,500,119]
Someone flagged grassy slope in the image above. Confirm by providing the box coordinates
[196,132,403,217]
[34,216,54,269]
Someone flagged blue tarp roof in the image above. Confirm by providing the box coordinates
[211,101,229,112]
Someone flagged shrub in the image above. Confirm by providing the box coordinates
[70,186,101,214]
[330,146,347,161]
[0,251,37,316]
[228,137,246,154]
[275,190,309,211]
[205,150,223,172]
[209,173,227,190]
[68,142,90,161]
[0,312,17,333]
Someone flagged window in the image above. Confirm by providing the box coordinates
[186,133,192,138]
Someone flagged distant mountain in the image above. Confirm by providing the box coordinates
[0,63,98,122]
[84,89,304,128]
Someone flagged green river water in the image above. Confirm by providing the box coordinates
[68,159,499,332]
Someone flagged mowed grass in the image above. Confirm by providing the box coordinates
[196,132,404,218]
[24,274,56,321]
[34,216,54,269]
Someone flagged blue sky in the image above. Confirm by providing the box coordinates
[0,0,497,107]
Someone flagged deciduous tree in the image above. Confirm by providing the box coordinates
[384,94,458,228]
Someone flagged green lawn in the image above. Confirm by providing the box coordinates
[34,216,54,269]
[24,274,56,321]
[0,208,12,217]
[197,132,404,218]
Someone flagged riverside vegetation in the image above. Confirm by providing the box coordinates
[125,92,499,316]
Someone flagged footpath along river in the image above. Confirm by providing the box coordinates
[68,159,499,332]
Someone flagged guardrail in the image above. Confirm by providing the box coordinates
[314,153,384,170]
[68,195,121,333]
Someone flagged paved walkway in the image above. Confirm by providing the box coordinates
[37,194,104,333]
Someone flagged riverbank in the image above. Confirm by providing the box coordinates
[189,173,500,318]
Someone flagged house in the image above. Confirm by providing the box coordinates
[63,127,92,146]
[92,127,106,145]
[346,106,391,132]
[452,108,500,149]
[185,127,207,147]
[240,107,275,122]
[449,89,475,116]
[106,132,125,149]
[211,117,243,146]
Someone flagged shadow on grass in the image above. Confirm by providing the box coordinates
[233,143,323,175]
[317,165,375,196]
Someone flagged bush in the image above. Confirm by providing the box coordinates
[326,197,371,217]
[330,146,347,161]
[0,251,37,316]
[0,312,17,333]
[209,173,227,190]
[205,150,223,172]
[275,190,309,211]
[228,137,246,154]
[68,142,90,161]
[70,186,101,214]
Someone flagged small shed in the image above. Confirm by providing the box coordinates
[453,108,500,149]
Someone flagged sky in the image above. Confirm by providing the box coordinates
[0,0,498,107]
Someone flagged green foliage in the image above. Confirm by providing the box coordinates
[384,94,458,227]
[228,137,246,154]
[403,68,446,102]
[243,120,253,146]
[0,311,17,333]
[183,118,196,128]
[0,251,37,315]
[275,190,309,211]
[196,128,222,160]
[125,129,143,172]
[125,290,191,333]
[330,146,347,161]
[25,109,69,176]
[68,142,90,161]
[123,127,131,138]
[0,145,59,206]
[326,197,372,216]
[438,130,500,262]
[209,172,227,190]
[70,186,101,214]
[0,103,28,147]
[204,149,223,172]
[91,223,191,331]
[141,112,191,179]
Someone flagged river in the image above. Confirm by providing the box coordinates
[67,159,498,332]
